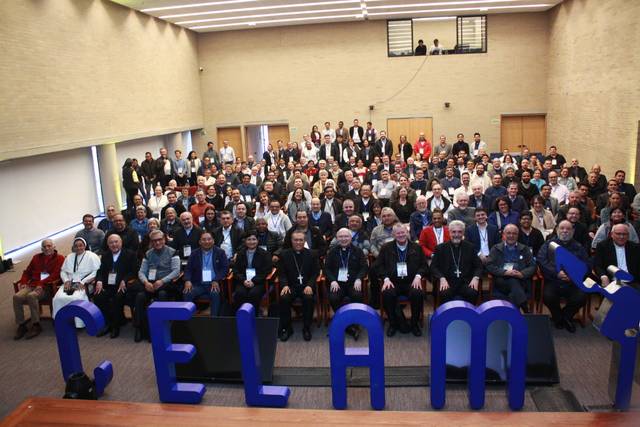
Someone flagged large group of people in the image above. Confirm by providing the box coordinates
[12,119,640,342]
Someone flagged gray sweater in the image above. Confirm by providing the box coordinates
[139,246,181,284]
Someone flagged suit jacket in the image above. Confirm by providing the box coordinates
[465,223,501,255]
[320,197,343,217]
[96,249,138,287]
[318,143,335,161]
[282,226,327,257]
[374,241,428,283]
[537,238,590,287]
[594,239,640,281]
[486,242,536,283]
[324,244,368,285]
[256,230,283,254]
[309,211,334,238]
[170,226,204,259]
[184,247,229,285]
[374,138,393,157]
[104,227,140,253]
[232,247,272,286]
[427,196,451,213]
[233,216,256,234]
[161,203,186,219]
[518,227,546,256]
[419,226,450,258]
[349,125,364,141]
[410,210,432,241]
[431,240,483,284]
[213,226,245,255]
[278,248,320,289]
[398,143,413,161]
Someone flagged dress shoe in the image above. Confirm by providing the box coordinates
[278,327,292,342]
[13,323,28,340]
[563,318,576,333]
[96,326,110,337]
[411,324,422,337]
[386,325,397,337]
[134,327,143,343]
[110,327,120,339]
[302,327,312,342]
[25,323,42,340]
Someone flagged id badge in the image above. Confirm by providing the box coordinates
[304,241,310,249]
[178,167,184,174]
[244,195,252,202]
[362,212,370,221]
[259,245,267,251]
[246,268,256,281]
[183,245,192,257]
[551,159,557,166]
[338,268,349,282]
[503,263,515,271]
[148,268,157,281]
[191,167,196,173]
[372,179,378,187]
[72,272,81,283]
[379,188,388,197]
[40,272,50,281]
[107,273,117,285]
[415,189,422,196]
[397,262,408,278]
[198,216,205,225]
[448,187,455,195]
[202,269,212,282]
[289,156,294,163]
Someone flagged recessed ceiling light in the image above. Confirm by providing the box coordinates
[190,13,364,30]
[142,0,258,13]
[367,4,552,17]
[176,7,361,25]
[368,0,518,10]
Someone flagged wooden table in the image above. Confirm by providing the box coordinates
[2,397,637,426]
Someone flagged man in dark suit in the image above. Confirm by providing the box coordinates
[309,197,334,239]
[432,220,483,304]
[324,228,368,339]
[93,234,138,338]
[333,198,356,233]
[318,135,335,161]
[486,224,537,312]
[333,134,348,167]
[153,147,173,188]
[321,186,343,222]
[161,191,186,219]
[465,208,501,264]
[349,119,364,145]
[594,224,640,289]
[451,133,470,157]
[232,202,256,234]
[213,210,244,261]
[182,231,229,316]
[231,230,273,313]
[170,212,203,263]
[374,131,393,158]
[375,223,428,337]
[537,220,590,332]
[278,230,321,341]
[397,136,413,163]
[282,210,327,258]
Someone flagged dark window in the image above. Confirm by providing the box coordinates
[455,15,487,54]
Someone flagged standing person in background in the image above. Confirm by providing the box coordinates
[140,152,156,201]
[172,149,188,186]
[122,158,140,208]
[186,151,201,186]
[154,148,173,188]
[203,141,221,168]
[220,140,236,165]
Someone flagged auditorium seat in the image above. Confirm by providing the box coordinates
[13,279,60,320]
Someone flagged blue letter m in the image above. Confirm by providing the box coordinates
[430,300,527,410]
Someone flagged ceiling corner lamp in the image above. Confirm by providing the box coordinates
[189,13,365,30]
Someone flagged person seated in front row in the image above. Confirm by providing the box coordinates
[325,228,368,339]
[537,220,589,333]
[431,220,483,305]
[485,224,536,313]
[13,239,64,340]
[376,223,427,337]
[135,230,181,342]
[52,237,101,329]
[232,230,273,313]
[594,223,640,289]
[278,230,321,342]
[94,234,138,339]
[183,231,229,317]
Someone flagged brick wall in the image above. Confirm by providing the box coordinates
[197,13,549,155]
[547,0,640,180]
[0,0,204,161]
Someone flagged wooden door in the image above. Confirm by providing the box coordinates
[217,127,244,160]
[501,115,546,154]
[267,125,290,146]
[387,117,433,153]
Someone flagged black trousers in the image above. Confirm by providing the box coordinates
[382,282,424,327]
[492,277,528,307]
[439,280,479,305]
[279,286,315,330]
[93,286,126,329]
[328,282,363,313]
[543,280,586,322]
[368,270,380,308]
[134,285,173,333]
[232,282,265,313]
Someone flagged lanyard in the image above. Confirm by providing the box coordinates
[396,246,407,263]
[73,252,86,272]
[434,227,444,243]
[202,250,213,269]
[270,214,281,230]
[340,248,351,269]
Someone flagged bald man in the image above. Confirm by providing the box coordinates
[94,234,138,338]
[594,223,640,289]
[486,224,537,312]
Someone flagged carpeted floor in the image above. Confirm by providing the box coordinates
[1,234,638,418]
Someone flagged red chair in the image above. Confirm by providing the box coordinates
[12,279,60,320]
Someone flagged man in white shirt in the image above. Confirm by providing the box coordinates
[322,121,336,143]
[301,136,318,161]
[264,199,292,239]
[548,170,570,205]
[219,140,236,164]
[453,172,473,207]
[470,163,491,192]
[429,38,444,55]
[471,132,487,157]
[372,170,397,204]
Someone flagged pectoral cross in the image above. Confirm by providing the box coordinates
[298,275,304,285]
[454,269,461,278]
